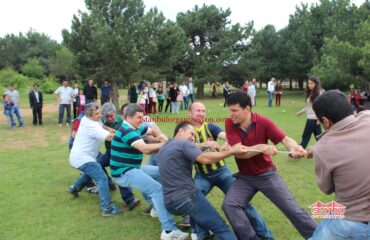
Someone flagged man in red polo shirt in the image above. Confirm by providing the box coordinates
[222,91,317,240]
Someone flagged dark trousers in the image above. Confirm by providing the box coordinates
[158,100,164,112]
[224,96,229,107]
[32,104,42,125]
[58,104,71,124]
[222,168,317,240]
[300,119,322,149]
[73,102,77,119]
[275,94,281,106]
[164,98,171,113]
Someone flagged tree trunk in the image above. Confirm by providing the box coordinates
[111,81,120,113]
[289,78,293,90]
[259,79,263,89]
[196,82,204,99]
[298,78,304,90]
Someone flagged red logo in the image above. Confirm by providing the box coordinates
[309,201,346,219]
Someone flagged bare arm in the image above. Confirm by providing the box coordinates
[133,140,164,154]
[234,144,277,159]
[281,136,307,159]
[105,133,115,141]
[196,143,248,164]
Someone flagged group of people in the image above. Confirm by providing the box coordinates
[128,77,195,115]
[54,79,112,126]
[65,74,370,240]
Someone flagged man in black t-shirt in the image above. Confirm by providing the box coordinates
[83,79,98,104]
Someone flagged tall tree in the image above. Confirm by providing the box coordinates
[63,0,186,107]
[177,4,253,98]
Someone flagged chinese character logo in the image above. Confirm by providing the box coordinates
[309,201,345,219]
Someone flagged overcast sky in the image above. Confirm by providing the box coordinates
[0,0,365,43]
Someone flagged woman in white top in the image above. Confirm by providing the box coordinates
[248,79,257,106]
[296,76,322,149]
[149,82,157,114]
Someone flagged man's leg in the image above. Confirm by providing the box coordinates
[58,104,64,124]
[146,153,159,166]
[214,167,273,239]
[167,191,237,240]
[222,174,259,240]
[193,173,213,238]
[37,105,42,125]
[66,104,71,125]
[258,168,317,239]
[80,162,113,212]
[14,106,24,126]
[32,107,37,125]
[115,168,178,231]
[309,218,367,240]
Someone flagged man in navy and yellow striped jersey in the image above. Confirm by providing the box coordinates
[110,103,188,240]
[187,102,273,240]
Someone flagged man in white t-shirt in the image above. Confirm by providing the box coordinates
[54,80,74,126]
[179,80,189,110]
[267,77,276,107]
[69,102,120,217]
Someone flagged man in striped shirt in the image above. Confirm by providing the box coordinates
[110,103,188,240]
[187,102,273,240]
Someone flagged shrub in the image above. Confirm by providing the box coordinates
[0,68,31,89]
[40,76,59,94]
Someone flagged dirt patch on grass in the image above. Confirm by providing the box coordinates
[0,126,49,152]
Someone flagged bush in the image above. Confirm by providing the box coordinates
[40,76,60,94]
[0,68,32,89]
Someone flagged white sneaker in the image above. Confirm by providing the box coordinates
[150,208,157,218]
[191,233,198,240]
[160,230,189,240]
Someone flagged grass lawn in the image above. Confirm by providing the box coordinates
[0,90,333,240]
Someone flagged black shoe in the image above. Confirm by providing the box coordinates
[178,215,191,228]
[141,204,153,216]
[127,199,141,211]
[68,186,79,197]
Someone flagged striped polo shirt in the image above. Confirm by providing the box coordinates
[110,121,148,178]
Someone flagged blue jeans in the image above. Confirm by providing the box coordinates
[4,111,16,127]
[181,96,189,110]
[194,166,273,239]
[268,91,274,107]
[189,93,194,103]
[146,153,159,166]
[97,152,135,204]
[166,190,237,240]
[72,162,113,212]
[59,104,71,124]
[11,106,24,126]
[309,218,370,240]
[171,101,178,114]
[114,167,177,231]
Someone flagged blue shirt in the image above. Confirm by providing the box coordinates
[101,85,111,99]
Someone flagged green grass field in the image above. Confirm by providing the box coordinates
[0,90,333,240]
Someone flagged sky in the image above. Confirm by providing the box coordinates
[0,0,365,43]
